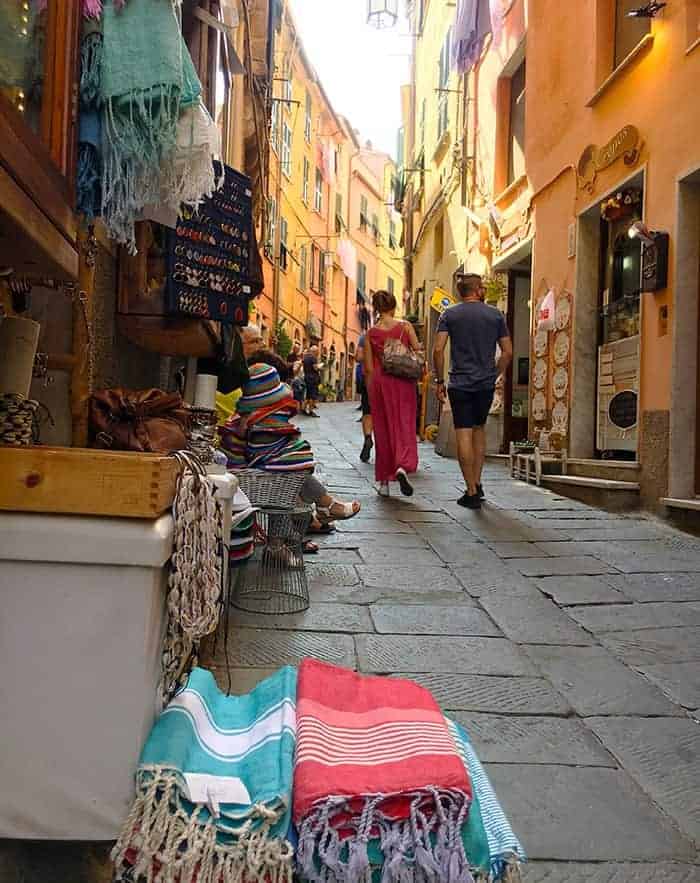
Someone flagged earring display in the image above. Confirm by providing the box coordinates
[167,162,254,325]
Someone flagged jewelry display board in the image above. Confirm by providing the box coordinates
[167,162,253,325]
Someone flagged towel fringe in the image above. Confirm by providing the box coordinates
[111,768,294,883]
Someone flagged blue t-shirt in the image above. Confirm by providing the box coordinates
[437,301,509,392]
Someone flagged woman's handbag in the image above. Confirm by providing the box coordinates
[381,325,424,380]
[89,388,191,453]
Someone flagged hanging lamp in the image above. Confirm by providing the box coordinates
[367,0,398,29]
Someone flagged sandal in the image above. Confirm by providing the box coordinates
[303,540,319,555]
[376,482,390,498]
[316,499,361,521]
[308,520,336,535]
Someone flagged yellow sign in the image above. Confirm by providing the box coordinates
[578,125,641,193]
[430,287,457,314]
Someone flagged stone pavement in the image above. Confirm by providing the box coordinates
[211,402,700,881]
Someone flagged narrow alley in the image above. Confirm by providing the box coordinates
[206,403,700,882]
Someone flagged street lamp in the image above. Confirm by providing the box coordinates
[367,0,398,29]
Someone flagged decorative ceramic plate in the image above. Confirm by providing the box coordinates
[533,358,547,390]
[553,366,568,398]
[532,391,547,422]
[554,331,570,365]
[556,296,571,330]
[552,400,569,434]
[534,330,548,357]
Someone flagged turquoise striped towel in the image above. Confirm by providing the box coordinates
[448,718,525,881]
[112,666,297,883]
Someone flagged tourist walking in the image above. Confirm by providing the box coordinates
[432,273,512,509]
[355,334,373,463]
[364,290,420,497]
[302,345,322,417]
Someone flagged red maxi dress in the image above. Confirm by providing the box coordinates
[368,323,419,483]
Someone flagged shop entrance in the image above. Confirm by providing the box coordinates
[503,262,532,449]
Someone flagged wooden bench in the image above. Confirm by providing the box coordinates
[509,443,568,487]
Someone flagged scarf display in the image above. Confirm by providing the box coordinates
[112,666,298,883]
[76,21,103,219]
[100,0,202,248]
[293,659,475,883]
[229,486,257,568]
[448,720,524,882]
[452,0,492,74]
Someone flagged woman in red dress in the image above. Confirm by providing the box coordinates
[364,290,421,497]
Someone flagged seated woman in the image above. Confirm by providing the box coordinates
[219,359,360,551]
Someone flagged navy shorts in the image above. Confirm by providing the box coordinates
[359,380,371,416]
[448,387,495,429]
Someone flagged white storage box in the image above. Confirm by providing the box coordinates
[0,511,174,840]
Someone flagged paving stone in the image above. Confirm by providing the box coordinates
[305,563,360,587]
[231,603,373,633]
[356,634,537,675]
[535,540,613,557]
[567,602,700,633]
[369,603,501,636]
[639,662,700,709]
[316,531,430,550]
[357,564,466,595]
[450,712,615,766]
[522,520,662,537]
[525,645,681,716]
[485,764,696,861]
[358,546,445,566]
[588,717,700,843]
[396,510,453,523]
[590,548,700,573]
[399,672,572,714]
[307,548,363,564]
[535,575,630,606]
[601,627,700,665]
[527,510,629,520]
[209,666,277,694]
[455,567,537,598]
[488,541,547,558]
[480,587,595,645]
[606,573,700,602]
[522,861,700,882]
[446,507,570,542]
[212,628,356,668]
[509,556,616,576]
[335,518,414,533]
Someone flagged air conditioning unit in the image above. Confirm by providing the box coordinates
[596,335,640,454]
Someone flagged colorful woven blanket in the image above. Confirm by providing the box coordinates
[112,666,297,883]
[293,660,474,883]
[220,399,315,473]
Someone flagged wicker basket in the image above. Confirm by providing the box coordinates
[233,468,307,509]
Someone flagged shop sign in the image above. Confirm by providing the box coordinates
[430,286,457,314]
[578,125,641,193]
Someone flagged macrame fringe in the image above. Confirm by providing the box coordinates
[297,789,476,883]
[80,31,103,105]
[112,768,294,883]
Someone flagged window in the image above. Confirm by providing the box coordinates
[314,167,323,213]
[283,76,292,106]
[387,277,395,296]
[318,251,327,294]
[434,216,444,263]
[282,123,292,178]
[270,99,280,154]
[614,0,650,67]
[304,90,312,142]
[360,195,369,231]
[265,197,277,258]
[437,28,452,141]
[299,243,308,290]
[389,219,397,250]
[507,60,526,185]
[357,261,367,295]
[310,244,319,290]
[371,213,380,242]
[335,193,343,234]
[302,156,310,204]
[279,217,288,271]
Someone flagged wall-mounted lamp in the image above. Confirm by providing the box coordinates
[627,2,666,17]
[628,221,669,292]
[367,0,398,29]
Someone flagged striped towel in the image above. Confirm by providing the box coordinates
[448,718,525,881]
[293,659,475,883]
[112,667,297,883]
[220,400,315,473]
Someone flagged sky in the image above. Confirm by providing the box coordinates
[288,0,410,158]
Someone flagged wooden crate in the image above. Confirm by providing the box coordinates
[0,446,181,518]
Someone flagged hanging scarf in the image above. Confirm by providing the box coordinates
[452,0,492,74]
[100,0,199,249]
[76,21,103,218]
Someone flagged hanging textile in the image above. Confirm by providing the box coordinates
[100,0,201,249]
[452,0,492,74]
[336,238,357,282]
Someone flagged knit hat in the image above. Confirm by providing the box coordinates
[237,363,292,414]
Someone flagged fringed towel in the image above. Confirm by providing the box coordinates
[112,666,297,883]
[293,659,475,883]
[448,718,524,882]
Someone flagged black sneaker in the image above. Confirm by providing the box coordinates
[396,468,414,497]
[360,436,373,463]
[477,484,485,500]
[457,492,482,510]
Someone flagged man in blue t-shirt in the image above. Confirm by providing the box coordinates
[432,273,512,509]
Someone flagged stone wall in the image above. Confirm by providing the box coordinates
[639,409,670,512]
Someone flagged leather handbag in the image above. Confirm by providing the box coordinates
[381,325,424,381]
[89,388,191,454]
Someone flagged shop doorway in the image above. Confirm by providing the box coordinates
[503,261,532,450]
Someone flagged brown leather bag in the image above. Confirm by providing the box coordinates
[89,388,190,454]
